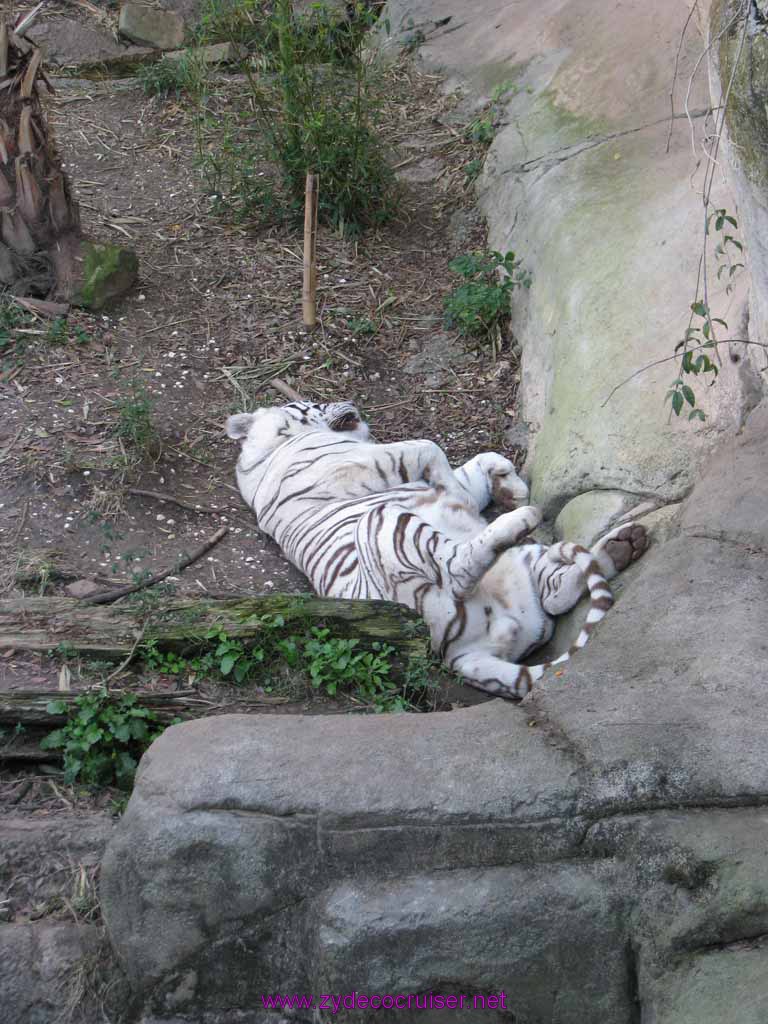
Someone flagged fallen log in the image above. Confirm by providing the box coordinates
[0,594,430,659]
[0,689,293,729]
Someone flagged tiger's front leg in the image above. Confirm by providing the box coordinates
[370,438,468,499]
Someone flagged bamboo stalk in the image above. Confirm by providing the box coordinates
[302,171,319,327]
[0,24,8,79]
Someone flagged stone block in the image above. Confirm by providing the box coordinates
[119,5,186,50]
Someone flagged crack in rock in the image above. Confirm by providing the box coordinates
[501,108,711,177]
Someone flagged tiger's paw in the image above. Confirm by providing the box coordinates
[507,505,542,537]
[601,523,648,573]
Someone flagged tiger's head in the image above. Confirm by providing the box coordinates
[226,400,370,454]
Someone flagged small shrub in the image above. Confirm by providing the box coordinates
[113,380,159,456]
[197,0,394,236]
[444,249,531,339]
[40,690,172,789]
[138,51,207,99]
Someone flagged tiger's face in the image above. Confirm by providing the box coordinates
[226,400,370,454]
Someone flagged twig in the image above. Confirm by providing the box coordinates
[667,2,699,153]
[104,623,147,685]
[139,317,197,338]
[0,426,24,464]
[601,338,763,406]
[128,488,221,516]
[82,526,229,606]
[302,172,319,328]
[269,377,303,402]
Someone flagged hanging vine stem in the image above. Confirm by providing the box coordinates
[601,338,768,408]
[624,0,754,422]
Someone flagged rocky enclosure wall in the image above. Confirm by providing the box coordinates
[99,3,768,1022]
[380,0,765,541]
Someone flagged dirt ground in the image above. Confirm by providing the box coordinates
[0,16,533,970]
[0,61,523,696]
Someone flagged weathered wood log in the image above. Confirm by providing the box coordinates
[0,594,430,658]
[0,689,290,728]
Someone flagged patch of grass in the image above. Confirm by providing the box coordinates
[444,249,531,341]
[113,379,160,457]
[138,50,208,99]
[197,0,375,64]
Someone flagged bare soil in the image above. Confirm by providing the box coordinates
[0,22,529,972]
[0,61,522,700]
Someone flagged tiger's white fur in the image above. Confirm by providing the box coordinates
[227,401,648,700]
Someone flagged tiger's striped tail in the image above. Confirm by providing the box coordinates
[451,544,613,701]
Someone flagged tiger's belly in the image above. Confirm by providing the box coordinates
[459,546,554,662]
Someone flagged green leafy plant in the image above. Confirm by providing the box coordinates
[34,314,90,347]
[465,80,518,147]
[0,299,34,365]
[464,158,483,182]
[444,249,531,339]
[302,627,393,696]
[669,208,743,422]
[40,690,172,789]
[142,618,437,712]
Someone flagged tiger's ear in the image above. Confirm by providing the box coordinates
[226,413,255,440]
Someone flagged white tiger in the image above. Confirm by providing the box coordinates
[226,400,648,699]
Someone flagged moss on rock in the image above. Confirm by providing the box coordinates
[717,0,768,190]
[72,242,139,311]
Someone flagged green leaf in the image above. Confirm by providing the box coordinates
[671,391,683,416]
[681,385,696,407]
[40,729,67,750]
[219,654,236,675]
[690,301,708,317]
[46,700,68,715]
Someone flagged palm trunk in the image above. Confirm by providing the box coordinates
[0,20,82,300]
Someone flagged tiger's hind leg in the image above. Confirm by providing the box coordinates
[534,523,649,615]
[450,651,543,700]
[592,522,648,579]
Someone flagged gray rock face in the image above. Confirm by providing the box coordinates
[101,394,768,1021]
[0,922,102,1023]
[378,0,762,520]
[119,5,186,50]
[26,17,152,67]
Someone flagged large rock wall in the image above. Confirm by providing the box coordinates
[379,0,764,533]
[101,399,768,1022]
